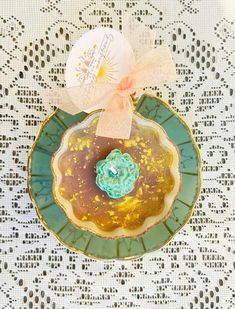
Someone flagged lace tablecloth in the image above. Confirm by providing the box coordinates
[0,1,234,308]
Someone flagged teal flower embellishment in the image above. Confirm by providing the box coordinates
[96,149,139,199]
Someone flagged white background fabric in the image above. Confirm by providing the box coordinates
[0,1,234,308]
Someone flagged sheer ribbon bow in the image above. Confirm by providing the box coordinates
[45,17,176,139]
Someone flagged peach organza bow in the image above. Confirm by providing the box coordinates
[46,18,176,139]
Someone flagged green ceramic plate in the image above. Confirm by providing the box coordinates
[28,94,201,260]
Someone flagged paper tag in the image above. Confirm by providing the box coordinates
[65,27,134,89]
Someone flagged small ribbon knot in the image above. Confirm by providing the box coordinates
[116,76,134,94]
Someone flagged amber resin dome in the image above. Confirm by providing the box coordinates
[51,111,181,239]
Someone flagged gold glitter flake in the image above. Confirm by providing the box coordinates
[65,168,73,176]
[59,187,65,196]
[94,195,101,202]
[123,139,137,148]
[73,156,78,163]
[69,192,79,202]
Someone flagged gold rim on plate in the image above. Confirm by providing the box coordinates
[27,94,202,260]
[50,110,182,239]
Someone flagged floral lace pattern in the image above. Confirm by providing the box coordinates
[0,1,234,308]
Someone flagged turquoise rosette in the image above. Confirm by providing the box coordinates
[96,149,139,199]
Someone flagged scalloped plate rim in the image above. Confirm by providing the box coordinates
[27,94,202,260]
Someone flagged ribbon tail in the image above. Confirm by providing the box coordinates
[96,95,133,139]
[129,45,177,88]
[42,88,82,115]
[43,82,117,115]
[122,14,156,59]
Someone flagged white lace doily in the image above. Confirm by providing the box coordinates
[0,1,234,308]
